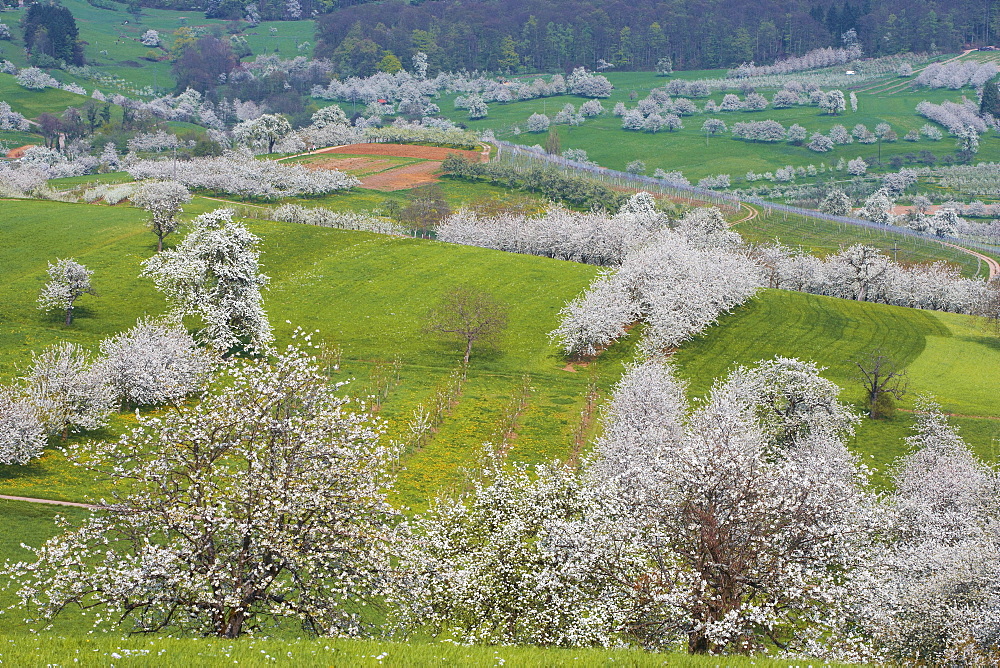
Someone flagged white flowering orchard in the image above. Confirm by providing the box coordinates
[6,339,400,638]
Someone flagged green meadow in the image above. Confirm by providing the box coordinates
[3,10,1000,654]
[737,207,992,278]
[673,289,1000,483]
[1,194,995,664]
[0,0,317,95]
[422,60,1000,184]
[0,198,625,509]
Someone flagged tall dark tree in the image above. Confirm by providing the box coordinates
[36,113,62,149]
[981,76,1000,118]
[313,0,984,73]
[21,3,84,66]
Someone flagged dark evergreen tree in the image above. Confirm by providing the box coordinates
[981,76,1000,118]
[21,3,84,66]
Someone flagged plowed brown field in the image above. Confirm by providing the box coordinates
[360,162,443,191]
[307,143,486,190]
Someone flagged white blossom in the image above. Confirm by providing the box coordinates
[5,340,399,638]
[99,318,215,406]
[126,151,358,200]
[37,258,96,326]
[0,388,46,465]
[0,101,30,131]
[26,342,114,436]
[233,114,294,154]
[131,180,192,251]
[15,67,58,90]
[141,209,273,351]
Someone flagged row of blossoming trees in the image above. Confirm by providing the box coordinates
[3,195,1000,661]
[440,193,994,357]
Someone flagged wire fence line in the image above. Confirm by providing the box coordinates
[489,139,1000,259]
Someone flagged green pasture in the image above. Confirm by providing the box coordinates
[428,59,1000,183]
[0,194,993,663]
[0,129,42,150]
[673,289,1000,484]
[3,196,995,499]
[0,73,91,117]
[0,198,624,507]
[0,0,317,94]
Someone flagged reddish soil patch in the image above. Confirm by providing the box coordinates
[361,161,445,191]
[304,142,491,191]
[318,143,485,162]
[304,156,397,174]
[5,144,34,159]
[891,204,942,216]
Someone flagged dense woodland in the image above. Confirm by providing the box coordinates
[312,0,1000,74]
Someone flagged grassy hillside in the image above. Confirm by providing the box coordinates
[673,289,1000,481]
[0,197,990,664]
[0,73,92,117]
[0,0,317,94]
[0,199,628,507]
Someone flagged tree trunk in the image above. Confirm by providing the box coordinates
[222,609,245,638]
[464,339,473,365]
[688,629,710,654]
[64,305,73,326]
[157,234,163,252]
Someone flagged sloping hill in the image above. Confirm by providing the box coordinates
[0,199,628,506]
[673,288,1000,480]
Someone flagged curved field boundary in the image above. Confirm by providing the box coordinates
[317,143,484,161]
[859,49,975,95]
[490,139,1000,275]
[731,202,759,226]
[852,50,974,95]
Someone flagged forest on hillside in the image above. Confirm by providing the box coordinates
[312,0,997,74]
[2,0,989,73]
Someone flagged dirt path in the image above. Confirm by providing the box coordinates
[939,240,1000,279]
[0,494,96,509]
[198,196,268,209]
[730,202,759,226]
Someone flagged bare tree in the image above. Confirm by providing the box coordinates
[853,350,908,418]
[426,287,508,364]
